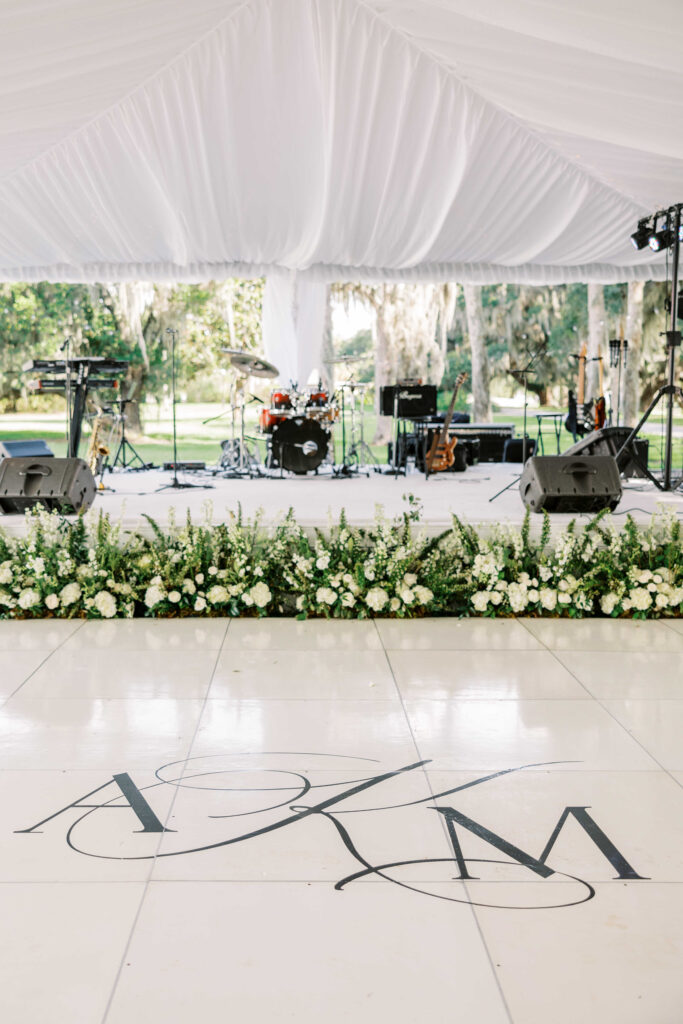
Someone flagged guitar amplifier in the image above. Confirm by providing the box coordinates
[380,384,437,418]
[0,439,54,459]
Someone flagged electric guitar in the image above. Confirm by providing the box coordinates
[425,373,468,475]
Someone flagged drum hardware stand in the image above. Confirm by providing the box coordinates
[618,204,683,491]
[608,338,628,427]
[333,381,372,477]
[157,328,213,492]
[489,337,545,502]
[107,398,150,471]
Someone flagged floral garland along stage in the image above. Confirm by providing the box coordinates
[0,500,681,621]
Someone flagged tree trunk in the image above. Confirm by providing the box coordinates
[373,293,393,443]
[587,283,605,402]
[463,284,491,422]
[622,281,644,426]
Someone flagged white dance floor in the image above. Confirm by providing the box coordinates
[1,616,682,1023]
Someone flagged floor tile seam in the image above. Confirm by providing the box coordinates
[375,621,515,1024]
[592,695,682,784]
[115,877,683,885]
[99,617,230,1024]
[3,619,88,702]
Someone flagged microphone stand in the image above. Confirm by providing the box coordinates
[489,337,546,502]
[157,327,212,492]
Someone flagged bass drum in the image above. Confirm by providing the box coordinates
[270,417,329,474]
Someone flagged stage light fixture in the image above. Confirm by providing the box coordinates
[649,214,675,251]
[630,219,651,250]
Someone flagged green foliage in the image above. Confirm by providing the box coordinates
[0,505,680,621]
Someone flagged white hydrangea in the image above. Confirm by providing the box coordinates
[45,593,59,611]
[0,564,12,585]
[389,597,400,612]
[363,564,376,582]
[168,591,181,604]
[489,591,503,606]
[404,573,417,587]
[249,582,271,608]
[30,557,45,576]
[539,588,558,611]
[316,555,330,570]
[365,587,388,612]
[316,587,337,606]
[94,590,117,618]
[18,589,39,610]
[400,588,415,605]
[341,592,356,608]
[195,573,205,584]
[472,591,489,612]
[194,596,207,612]
[558,593,572,605]
[182,578,196,595]
[413,586,433,605]
[144,585,166,609]
[507,583,529,614]
[60,582,82,606]
[600,593,619,615]
[207,585,229,604]
[629,587,652,611]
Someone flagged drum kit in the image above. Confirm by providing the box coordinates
[217,349,374,478]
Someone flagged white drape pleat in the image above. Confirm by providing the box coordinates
[0,0,678,283]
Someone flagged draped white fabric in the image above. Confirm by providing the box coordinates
[262,274,328,384]
[0,0,680,284]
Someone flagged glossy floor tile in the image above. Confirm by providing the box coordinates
[602,699,683,770]
[377,616,543,650]
[1,615,681,1024]
[553,649,683,698]
[209,648,396,699]
[520,617,683,651]
[387,648,586,699]
[16,648,219,700]
[404,698,659,771]
[104,882,509,1024]
[223,618,382,650]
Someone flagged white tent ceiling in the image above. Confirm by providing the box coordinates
[0,0,680,284]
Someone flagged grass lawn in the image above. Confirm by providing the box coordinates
[0,401,681,474]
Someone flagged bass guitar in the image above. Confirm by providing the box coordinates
[425,372,468,476]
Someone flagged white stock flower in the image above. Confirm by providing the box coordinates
[249,582,271,608]
[316,587,337,606]
[144,585,166,609]
[0,565,12,585]
[31,557,45,576]
[94,591,117,618]
[60,582,82,606]
[182,579,196,595]
[365,587,388,612]
[507,583,528,613]
[18,589,39,610]
[45,594,59,611]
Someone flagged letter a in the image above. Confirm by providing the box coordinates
[15,772,172,834]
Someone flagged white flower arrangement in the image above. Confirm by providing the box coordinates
[0,504,679,622]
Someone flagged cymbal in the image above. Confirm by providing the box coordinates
[222,349,279,379]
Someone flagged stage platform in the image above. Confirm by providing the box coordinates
[1,462,681,537]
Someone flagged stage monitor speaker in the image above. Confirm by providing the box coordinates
[0,457,96,515]
[520,455,622,514]
[0,439,54,459]
[563,426,649,479]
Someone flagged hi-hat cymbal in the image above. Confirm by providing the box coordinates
[221,350,279,379]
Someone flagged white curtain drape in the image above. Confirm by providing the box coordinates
[0,0,680,284]
[262,274,328,385]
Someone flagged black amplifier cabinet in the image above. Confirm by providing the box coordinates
[0,457,95,514]
[520,455,622,513]
[451,423,515,463]
[380,384,437,418]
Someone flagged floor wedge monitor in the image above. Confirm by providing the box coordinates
[520,455,622,513]
[0,457,96,514]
